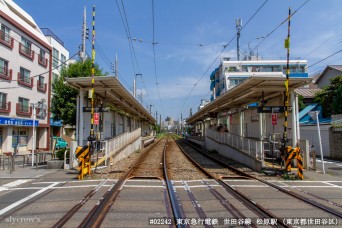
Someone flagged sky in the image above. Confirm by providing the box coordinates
[13,0,342,122]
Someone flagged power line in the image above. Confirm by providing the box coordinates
[178,0,269,118]
[1,51,79,82]
[152,0,166,119]
[308,49,342,68]
[251,0,311,54]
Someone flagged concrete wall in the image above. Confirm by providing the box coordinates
[112,136,142,164]
[300,124,330,157]
[329,128,342,159]
[205,136,262,172]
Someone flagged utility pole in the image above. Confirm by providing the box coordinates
[114,53,118,78]
[80,6,87,62]
[236,18,242,61]
[181,113,183,134]
[149,104,153,114]
[134,74,142,98]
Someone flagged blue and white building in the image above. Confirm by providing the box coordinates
[210,57,308,100]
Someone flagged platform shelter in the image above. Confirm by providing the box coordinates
[186,75,312,171]
[66,76,155,166]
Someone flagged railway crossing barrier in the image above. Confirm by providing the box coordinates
[285,146,304,179]
[76,145,91,180]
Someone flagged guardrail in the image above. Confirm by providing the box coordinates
[206,129,263,160]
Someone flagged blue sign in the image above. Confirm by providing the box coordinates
[50,118,63,126]
[0,117,38,126]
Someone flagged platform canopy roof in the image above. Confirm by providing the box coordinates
[66,76,155,124]
[187,76,312,124]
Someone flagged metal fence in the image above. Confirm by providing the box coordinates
[100,128,141,166]
[206,129,263,160]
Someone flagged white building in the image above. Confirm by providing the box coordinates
[0,0,51,153]
[210,57,308,100]
[40,28,70,137]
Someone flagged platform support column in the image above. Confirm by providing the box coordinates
[291,90,298,147]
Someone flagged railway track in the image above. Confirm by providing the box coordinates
[179,139,342,221]
[52,135,341,227]
[54,137,178,227]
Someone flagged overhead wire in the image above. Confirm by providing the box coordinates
[251,0,311,54]
[0,51,79,83]
[178,0,269,118]
[114,0,152,109]
[152,0,166,119]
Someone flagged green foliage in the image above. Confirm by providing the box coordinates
[314,75,342,117]
[55,148,69,160]
[298,95,306,111]
[51,59,107,126]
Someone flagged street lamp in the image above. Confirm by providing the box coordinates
[309,110,325,174]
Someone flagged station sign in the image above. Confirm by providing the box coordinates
[257,106,292,113]
[271,113,277,126]
[94,113,99,125]
[83,107,109,112]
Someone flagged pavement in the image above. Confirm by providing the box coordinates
[1,155,342,181]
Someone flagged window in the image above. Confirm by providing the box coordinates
[0,24,11,43]
[0,128,2,149]
[19,67,31,84]
[18,97,30,113]
[52,73,59,82]
[37,49,47,67]
[61,54,66,69]
[0,58,8,75]
[53,48,59,68]
[40,49,45,60]
[21,37,32,55]
[38,75,45,87]
[0,92,7,109]
[12,128,28,146]
[37,75,46,92]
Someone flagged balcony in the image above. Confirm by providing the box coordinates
[0,68,12,81]
[37,82,47,93]
[38,54,48,68]
[16,103,32,117]
[19,43,35,61]
[17,72,34,88]
[0,31,14,49]
[0,101,11,114]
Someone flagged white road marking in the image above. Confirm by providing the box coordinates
[124,185,164,188]
[0,180,30,192]
[0,182,59,216]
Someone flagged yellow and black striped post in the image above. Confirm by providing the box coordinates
[87,5,96,171]
[285,146,304,180]
[285,146,295,172]
[297,150,304,180]
[282,7,291,151]
[76,145,91,180]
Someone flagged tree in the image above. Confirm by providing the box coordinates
[314,75,342,117]
[51,59,107,126]
[298,95,306,111]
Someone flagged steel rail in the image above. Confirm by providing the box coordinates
[176,139,287,228]
[53,179,108,228]
[183,139,342,219]
[163,137,185,228]
[78,138,164,228]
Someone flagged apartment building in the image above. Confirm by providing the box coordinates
[210,56,308,101]
[0,0,52,153]
[40,27,70,137]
